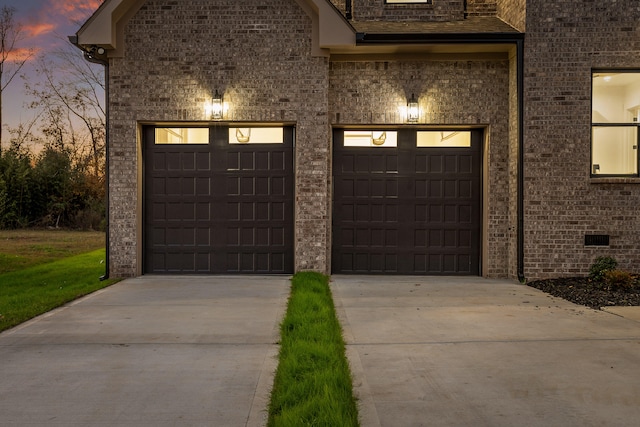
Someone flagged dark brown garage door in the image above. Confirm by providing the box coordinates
[144,126,294,274]
[332,129,482,275]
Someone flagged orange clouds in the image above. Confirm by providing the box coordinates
[14,0,103,55]
[23,22,55,38]
[4,47,38,62]
[54,0,103,23]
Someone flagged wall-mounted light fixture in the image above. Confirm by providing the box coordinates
[205,89,224,120]
[407,93,419,123]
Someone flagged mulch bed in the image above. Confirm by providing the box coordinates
[527,277,640,310]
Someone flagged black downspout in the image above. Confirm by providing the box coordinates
[517,38,525,283]
[69,37,110,281]
[99,63,110,281]
[346,0,352,20]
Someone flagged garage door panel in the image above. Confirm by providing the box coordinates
[444,180,457,198]
[196,153,211,171]
[459,155,473,173]
[152,178,166,194]
[444,155,457,173]
[271,152,285,171]
[196,228,211,245]
[166,154,183,171]
[417,253,472,274]
[195,202,211,221]
[341,228,354,246]
[240,152,255,170]
[339,155,355,173]
[459,180,473,198]
[227,152,240,170]
[195,178,210,195]
[333,128,481,275]
[151,203,166,221]
[224,252,288,274]
[271,202,285,221]
[430,156,444,173]
[165,252,196,272]
[256,202,269,220]
[272,227,285,246]
[181,153,196,171]
[415,180,428,198]
[165,227,195,246]
[144,126,293,274]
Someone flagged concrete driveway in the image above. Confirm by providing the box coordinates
[2,275,640,426]
[331,275,640,427]
[0,276,289,426]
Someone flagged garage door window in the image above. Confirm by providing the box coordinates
[344,131,398,147]
[229,127,284,144]
[417,131,471,147]
[155,128,209,144]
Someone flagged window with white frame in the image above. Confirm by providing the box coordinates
[591,71,640,176]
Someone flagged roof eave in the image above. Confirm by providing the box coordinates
[74,0,146,54]
[355,31,525,44]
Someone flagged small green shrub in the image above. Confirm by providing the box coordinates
[603,270,636,291]
[589,256,618,283]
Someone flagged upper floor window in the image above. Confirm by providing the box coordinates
[591,71,640,176]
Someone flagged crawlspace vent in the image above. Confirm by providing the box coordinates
[584,234,610,246]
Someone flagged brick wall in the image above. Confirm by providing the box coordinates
[108,0,331,276]
[329,57,512,277]
[523,0,640,279]
[352,0,465,22]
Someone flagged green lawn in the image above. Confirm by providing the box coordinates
[0,230,106,274]
[0,230,116,332]
[268,271,359,426]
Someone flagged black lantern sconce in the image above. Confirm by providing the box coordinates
[206,89,224,120]
[407,93,419,123]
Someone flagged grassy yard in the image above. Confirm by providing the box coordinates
[268,272,359,427]
[0,230,116,332]
[0,229,106,274]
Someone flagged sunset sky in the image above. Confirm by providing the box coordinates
[3,0,103,139]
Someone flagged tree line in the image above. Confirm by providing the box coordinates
[1,5,106,230]
[0,136,104,230]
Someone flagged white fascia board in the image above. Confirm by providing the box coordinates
[76,0,141,49]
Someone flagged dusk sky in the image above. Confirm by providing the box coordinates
[3,0,103,138]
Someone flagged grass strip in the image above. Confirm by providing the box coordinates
[0,249,118,332]
[268,271,359,427]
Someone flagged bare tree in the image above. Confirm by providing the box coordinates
[0,6,33,154]
[27,41,105,179]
